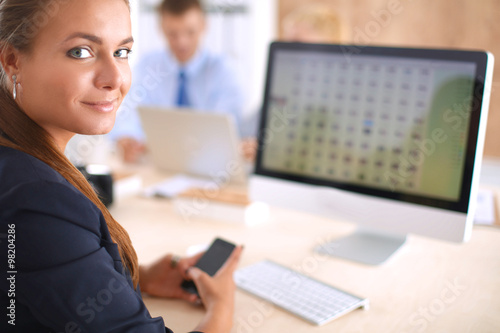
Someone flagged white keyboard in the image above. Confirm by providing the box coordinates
[234,260,369,325]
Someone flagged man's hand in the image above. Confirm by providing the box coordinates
[117,137,146,164]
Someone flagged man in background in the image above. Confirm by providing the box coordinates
[111,0,244,163]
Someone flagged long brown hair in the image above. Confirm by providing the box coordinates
[0,0,139,286]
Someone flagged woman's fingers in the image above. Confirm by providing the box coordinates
[178,251,205,279]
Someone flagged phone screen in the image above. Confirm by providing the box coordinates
[181,238,236,295]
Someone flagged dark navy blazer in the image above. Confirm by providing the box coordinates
[0,146,195,332]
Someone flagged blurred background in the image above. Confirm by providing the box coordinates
[276,0,500,157]
[133,0,499,157]
[68,0,498,165]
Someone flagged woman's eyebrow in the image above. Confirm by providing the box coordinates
[119,36,134,45]
[62,32,134,45]
[63,32,102,45]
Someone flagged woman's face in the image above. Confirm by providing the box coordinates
[16,0,133,149]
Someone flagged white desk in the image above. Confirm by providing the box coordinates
[110,167,500,333]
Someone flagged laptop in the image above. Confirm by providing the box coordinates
[138,106,247,186]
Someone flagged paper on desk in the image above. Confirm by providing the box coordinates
[143,174,215,198]
[474,188,496,225]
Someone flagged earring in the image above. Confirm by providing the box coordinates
[12,75,17,100]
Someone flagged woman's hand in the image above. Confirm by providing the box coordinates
[188,246,244,333]
[140,246,244,333]
[139,252,204,303]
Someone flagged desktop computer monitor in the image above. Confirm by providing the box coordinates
[250,42,494,265]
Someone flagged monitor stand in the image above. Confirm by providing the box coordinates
[315,228,407,265]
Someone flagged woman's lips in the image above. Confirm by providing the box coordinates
[81,100,117,113]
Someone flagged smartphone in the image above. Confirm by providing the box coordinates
[181,238,236,295]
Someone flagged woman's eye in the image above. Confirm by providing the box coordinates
[68,48,92,59]
[114,49,132,59]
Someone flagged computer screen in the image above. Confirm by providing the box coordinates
[251,42,494,264]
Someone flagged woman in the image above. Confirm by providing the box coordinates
[0,0,241,332]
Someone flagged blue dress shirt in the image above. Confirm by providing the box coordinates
[0,146,200,332]
[110,48,244,142]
